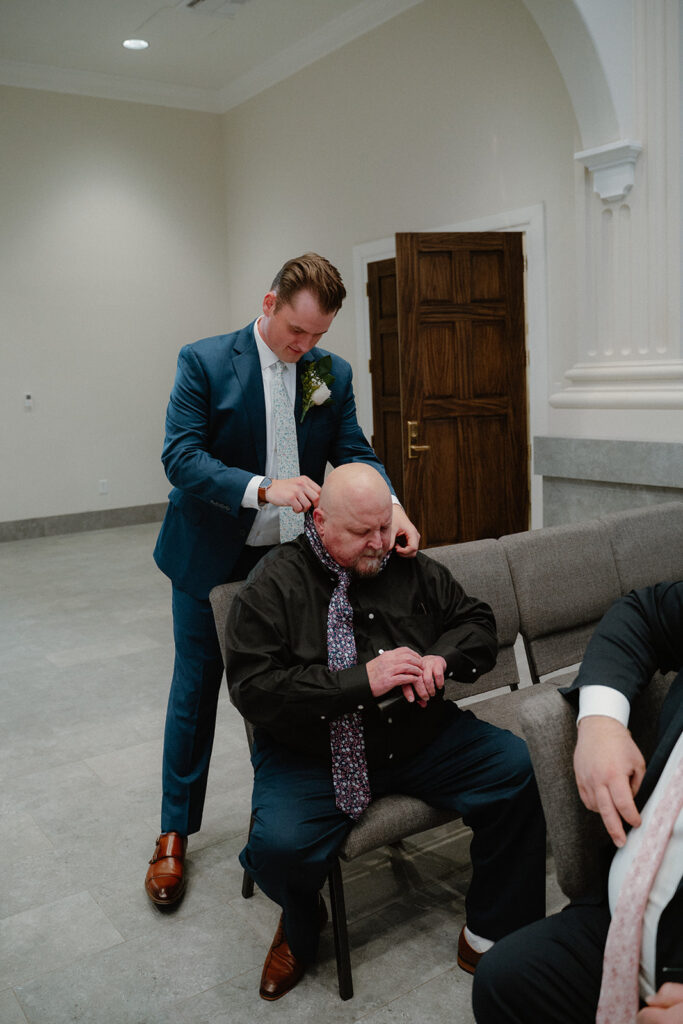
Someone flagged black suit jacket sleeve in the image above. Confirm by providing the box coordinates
[563,581,683,705]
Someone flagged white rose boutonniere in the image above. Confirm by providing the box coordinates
[301,356,335,422]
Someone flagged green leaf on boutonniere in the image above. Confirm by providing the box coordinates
[301,356,335,422]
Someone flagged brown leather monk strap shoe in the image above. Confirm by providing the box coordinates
[457,926,485,975]
[259,897,328,1001]
[145,832,187,906]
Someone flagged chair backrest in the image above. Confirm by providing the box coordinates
[500,519,621,683]
[519,676,673,900]
[209,580,254,748]
[426,538,521,698]
[600,501,683,593]
[209,580,245,665]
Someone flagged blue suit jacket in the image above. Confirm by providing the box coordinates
[153,321,389,598]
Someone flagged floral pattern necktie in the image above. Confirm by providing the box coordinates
[596,753,683,1024]
[305,513,386,819]
[272,361,302,541]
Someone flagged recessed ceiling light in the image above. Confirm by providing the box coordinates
[123,39,149,51]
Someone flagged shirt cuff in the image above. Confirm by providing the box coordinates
[391,495,400,506]
[577,685,631,728]
[242,475,262,510]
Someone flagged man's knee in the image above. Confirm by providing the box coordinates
[472,940,525,1023]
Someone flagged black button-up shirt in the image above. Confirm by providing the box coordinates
[225,536,497,768]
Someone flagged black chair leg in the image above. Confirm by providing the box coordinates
[242,813,255,899]
[328,858,353,1000]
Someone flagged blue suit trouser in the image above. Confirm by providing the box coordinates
[240,709,547,964]
[161,545,273,835]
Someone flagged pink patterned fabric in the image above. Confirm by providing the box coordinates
[304,513,390,819]
[596,754,683,1024]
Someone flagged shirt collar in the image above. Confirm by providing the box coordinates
[253,317,296,377]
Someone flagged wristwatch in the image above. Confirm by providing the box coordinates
[257,477,272,508]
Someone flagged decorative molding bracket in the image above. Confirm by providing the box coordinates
[574,140,643,202]
[550,361,683,409]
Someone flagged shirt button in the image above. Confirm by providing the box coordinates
[388,753,394,760]
[368,613,375,620]
[378,648,384,654]
[320,714,326,720]
[471,668,477,675]
[357,704,364,710]
[447,671,453,678]
[387,717,393,724]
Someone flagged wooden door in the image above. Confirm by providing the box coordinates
[368,232,529,547]
[367,258,404,504]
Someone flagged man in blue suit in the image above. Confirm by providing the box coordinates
[146,253,419,906]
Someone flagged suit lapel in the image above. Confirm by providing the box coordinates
[637,676,683,809]
[295,351,317,454]
[232,324,267,469]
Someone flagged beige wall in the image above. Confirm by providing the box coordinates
[220,0,579,395]
[1,86,229,521]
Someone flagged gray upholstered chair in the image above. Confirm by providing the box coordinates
[600,501,683,594]
[518,677,673,900]
[500,519,622,686]
[208,539,527,1000]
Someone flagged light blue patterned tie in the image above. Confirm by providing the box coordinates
[272,361,303,541]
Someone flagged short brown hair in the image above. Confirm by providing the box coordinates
[270,253,346,314]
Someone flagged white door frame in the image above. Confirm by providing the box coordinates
[352,203,548,529]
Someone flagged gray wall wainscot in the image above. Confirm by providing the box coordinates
[534,437,683,526]
[0,503,167,543]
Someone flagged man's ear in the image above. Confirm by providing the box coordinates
[262,291,277,316]
[312,506,325,537]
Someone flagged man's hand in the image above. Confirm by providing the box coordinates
[390,505,420,557]
[266,476,321,513]
[574,715,646,847]
[637,984,683,1022]
[366,649,446,707]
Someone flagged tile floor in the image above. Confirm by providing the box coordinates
[0,524,564,1024]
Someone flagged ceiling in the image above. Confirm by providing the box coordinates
[0,0,423,113]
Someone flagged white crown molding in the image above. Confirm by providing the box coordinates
[0,0,424,114]
[574,139,643,201]
[0,58,225,113]
[216,0,424,112]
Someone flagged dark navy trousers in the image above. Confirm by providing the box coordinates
[240,708,547,963]
[161,545,273,835]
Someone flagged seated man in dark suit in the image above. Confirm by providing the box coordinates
[473,580,683,1024]
[225,463,546,1000]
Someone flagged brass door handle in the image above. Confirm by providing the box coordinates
[407,420,430,459]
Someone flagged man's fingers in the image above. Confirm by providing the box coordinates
[595,785,628,847]
[610,775,642,830]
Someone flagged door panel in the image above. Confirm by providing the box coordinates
[393,231,529,547]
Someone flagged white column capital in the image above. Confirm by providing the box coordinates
[574,140,643,202]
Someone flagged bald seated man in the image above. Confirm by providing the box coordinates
[225,464,546,1001]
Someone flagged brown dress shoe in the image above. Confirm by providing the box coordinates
[145,832,187,906]
[259,897,328,1001]
[457,926,486,975]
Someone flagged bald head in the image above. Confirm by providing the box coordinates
[313,464,393,575]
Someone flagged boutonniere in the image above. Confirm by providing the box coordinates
[300,356,334,422]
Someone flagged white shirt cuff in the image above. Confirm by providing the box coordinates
[242,475,263,510]
[577,685,631,728]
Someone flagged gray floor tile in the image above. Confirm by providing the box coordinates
[1,891,124,988]
[0,988,29,1024]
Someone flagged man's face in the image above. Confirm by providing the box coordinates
[259,288,336,363]
[315,495,393,577]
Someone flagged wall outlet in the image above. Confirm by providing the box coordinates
[99,479,109,494]
[24,393,33,410]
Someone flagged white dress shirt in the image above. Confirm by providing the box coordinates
[243,318,297,547]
